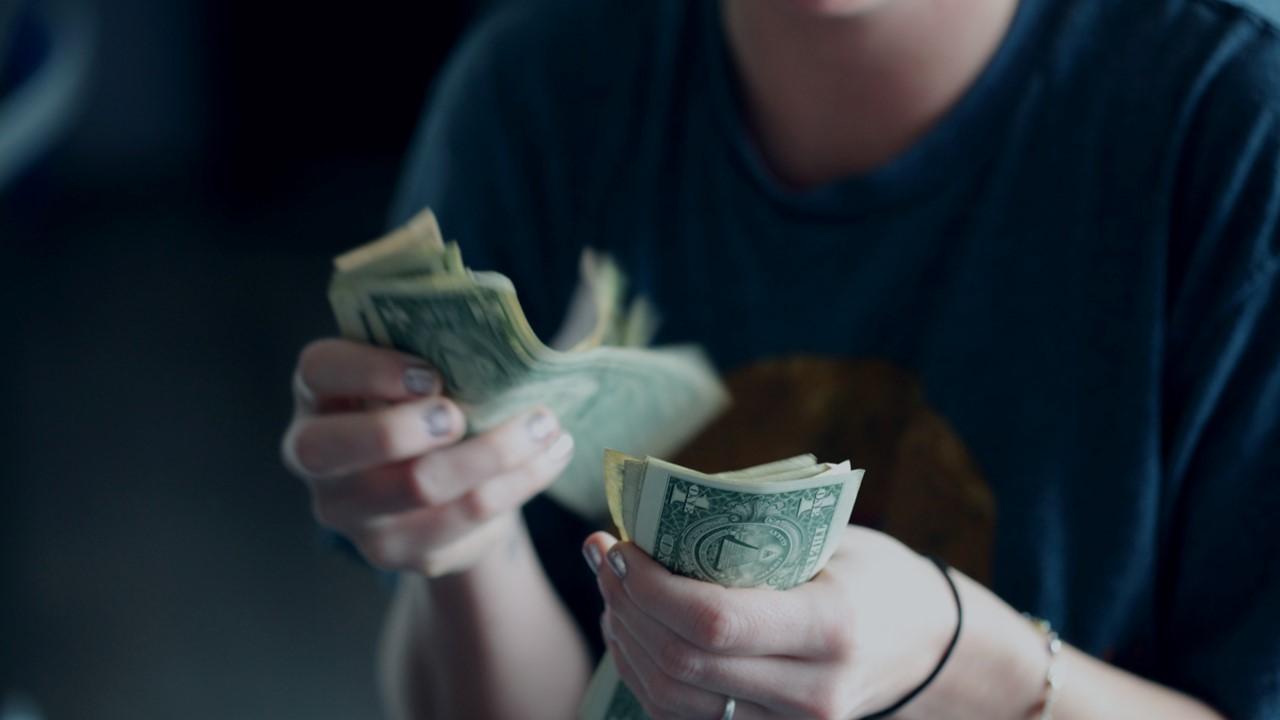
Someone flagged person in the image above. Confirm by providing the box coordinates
[280,0,1280,718]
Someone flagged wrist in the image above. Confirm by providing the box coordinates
[895,571,1045,720]
[423,512,530,598]
[859,555,962,719]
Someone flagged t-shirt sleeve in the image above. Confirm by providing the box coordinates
[1158,26,1280,719]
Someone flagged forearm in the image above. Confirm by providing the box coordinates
[379,515,592,720]
[899,571,1224,720]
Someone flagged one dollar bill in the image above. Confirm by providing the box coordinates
[581,451,864,719]
[327,209,729,522]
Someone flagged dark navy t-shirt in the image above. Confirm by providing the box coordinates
[391,0,1280,716]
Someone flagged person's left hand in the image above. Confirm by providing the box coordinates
[583,525,957,720]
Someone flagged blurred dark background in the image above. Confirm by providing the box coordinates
[1,0,487,717]
[5,0,1280,718]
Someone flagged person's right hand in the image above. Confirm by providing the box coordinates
[280,338,575,577]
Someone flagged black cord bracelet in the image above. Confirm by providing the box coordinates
[858,555,963,719]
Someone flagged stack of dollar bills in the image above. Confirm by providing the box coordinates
[581,450,865,719]
[327,209,729,521]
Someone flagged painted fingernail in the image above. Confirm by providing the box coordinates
[607,548,627,579]
[547,433,574,460]
[526,410,557,442]
[424,402,453,437]
[583,543,602,574]
[404,366,438,396]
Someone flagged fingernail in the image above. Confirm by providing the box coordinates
[404,366,438,396]
[526,410,557,442]
[547,433,574,460]
[424,402,453,437]
[607,548,627,579]
[583,543,602,574]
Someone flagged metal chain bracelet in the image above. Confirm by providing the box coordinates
[1023,614,1063,720]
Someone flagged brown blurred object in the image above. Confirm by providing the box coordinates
[674,356,996,584]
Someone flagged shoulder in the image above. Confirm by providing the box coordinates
[1038,0,1280,109]
[396,0,703,239]
[1168,0,1280,113]
[392,1,682,215]
[1169,2,1280,297]
[404,0,699,213]
[1031,0,1280,189]
[1017,1,1279,344]
[1130,1,1280,341]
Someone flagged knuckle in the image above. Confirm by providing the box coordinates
[658,639,703,685]
[812,593,855,659]
[366,411,406,458]
[825,619,856,659]
[689,600,739,652]
[413,452,460,505]
[475,428,520,471]
[459,487,499,523]
[399,461,436,506]
[436,438,489,483]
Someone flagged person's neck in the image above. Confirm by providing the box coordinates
[723,0,1020,189]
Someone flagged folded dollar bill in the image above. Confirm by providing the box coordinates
[581,450,865,719]
[327,209,729,522]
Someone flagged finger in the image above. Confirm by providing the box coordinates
[296,338,440,410]
[603,541,832,657]
[603,624,667,720]
[603,610,780,720]
[284,396,465,479]
[581,531,619,576]
[310,407,565,522]
[602,611,670,717]
[309,457,427,528]
[410,407,564,505]
[356,433,575,566]
[598,562,809,714]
